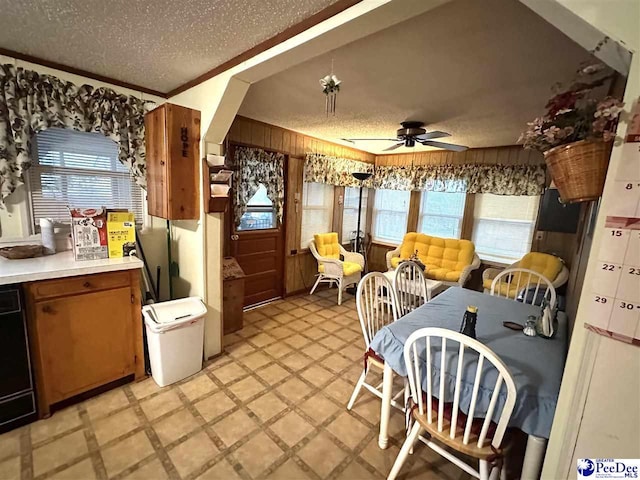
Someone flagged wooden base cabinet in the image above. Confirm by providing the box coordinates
[25,270,144,417]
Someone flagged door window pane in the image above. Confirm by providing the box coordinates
[237,184,276,231]
[372,189,410,244]
[418,191,466,238]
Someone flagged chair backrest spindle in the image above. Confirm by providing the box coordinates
[394,261,429,316]
[356,273,400,348]
[490,268,556,310]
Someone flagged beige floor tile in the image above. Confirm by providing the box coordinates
[247,392,288,422]
[315,309,338,319]
[212,409,258,447]
[227,341,257,358]
[321,353,352,373]
[237,325,261,338]
[325,378,356,403]
[0,429,21,462]
[351,395,382,425]
[288,297,311,307]
[101,431,154,478]
[195,391,236,422]
[140,389,183,421]
[123,459,169,480]
[319,335,346,350]
[283,334,311,349]
[342,344,366,361]
[197,459,243,480]
[299,364,335,386]
[335,459,380,480]
[179,373,217,401]
[233,432,284,478]
[49,458,97,480]
[288,307,311,318]
[0,456,20,480]
[287,319,311,332]
[93,407,141,446]
[168,431,218,478]
[326,412,372,449]
[244,310,267,323]
[318,320,343,332]
[303,303,323,313]
[266,458,313,479]
[256,318,281,330]
[359,437,401,476]
[84,388,130,421]
[211,361,247,384]
[302,343,332,359]
[238,351,272,370]
[273,312,296,324]
[303,327,328,339]
[224,333,243,346]
[228,376,266,402]
[257,305,282,317]
[256,363,291,385]
[152,408,200,446]
[32,429,88,477]
[30,406,82,445]
[276,377,312,403]
[249,332,277,347]
[299,395,341,424]
[297,432,347,478]
[269,411,315,446]
[130,377,164,400]
[279,352,313,371]
[263,342,293,358]
[268,326,296,339]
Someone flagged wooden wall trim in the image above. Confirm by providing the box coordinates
[167,0,363,97]
[0,47,167,98]
[374,145,544,167]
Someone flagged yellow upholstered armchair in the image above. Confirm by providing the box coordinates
[482,252,569,292]
[309,233,364,305]
[385,233,480,287]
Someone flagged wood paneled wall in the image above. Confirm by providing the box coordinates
[375,145,544,167]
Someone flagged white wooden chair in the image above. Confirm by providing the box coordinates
[388,328,517,480]
[394,261,430,317]
[490,268,557,310]
[347,272,405,412]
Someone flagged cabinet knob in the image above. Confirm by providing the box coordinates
[83,282,92,288]
[42,305,54,314]
[160,161,166,166]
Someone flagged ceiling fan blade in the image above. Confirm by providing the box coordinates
[342,138,400,142]
[419,140,468,152]
[416,130,451,140]
[383,142,405,151]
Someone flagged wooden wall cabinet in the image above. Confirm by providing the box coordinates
[25,270,144,417]
[145,103,201,220]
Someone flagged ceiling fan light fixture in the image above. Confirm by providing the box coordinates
[352,172,372,181]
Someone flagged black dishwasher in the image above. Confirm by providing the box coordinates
[0,284,37,433]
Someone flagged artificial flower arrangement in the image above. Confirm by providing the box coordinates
[519,63,624,152]
[519,62,624,203]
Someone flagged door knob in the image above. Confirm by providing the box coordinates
[231,234,239,241]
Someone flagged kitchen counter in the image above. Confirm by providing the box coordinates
[0,251,143,285]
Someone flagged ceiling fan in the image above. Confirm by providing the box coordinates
[342,121,468,152]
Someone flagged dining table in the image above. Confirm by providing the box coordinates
[369,287,567,480]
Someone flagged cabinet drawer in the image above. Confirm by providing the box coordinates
[28,271,131,300]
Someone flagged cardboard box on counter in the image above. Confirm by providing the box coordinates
[106,212,136,258]
[69,207,108,260]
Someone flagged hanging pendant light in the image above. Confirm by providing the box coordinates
[320,59,341,116]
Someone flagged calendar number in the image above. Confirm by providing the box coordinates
[619,302,638,310]
[625,183,633,190]
[611,230,623,237]
[595,296,608,304]
[602,264,616,271]
[628,267,640,276]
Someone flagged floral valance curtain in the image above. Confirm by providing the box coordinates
[232,146,285,226]
[374,163,546,195]
[0,64,153,202]
[304,153,374,188]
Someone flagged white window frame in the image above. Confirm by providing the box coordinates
[417,191,466,239]
[371,189,410,245]
[300,181,334,249]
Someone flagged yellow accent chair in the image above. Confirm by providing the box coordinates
[309,233,364,305]
[385,233,480,287]
[482,252,568,292]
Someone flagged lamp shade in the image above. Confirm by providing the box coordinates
[352,172,372,181]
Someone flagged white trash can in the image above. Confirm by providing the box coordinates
[142,297,207,387]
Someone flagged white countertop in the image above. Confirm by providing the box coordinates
[0,251,144,285]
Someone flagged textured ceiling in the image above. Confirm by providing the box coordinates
[238,0,598,153]
[0,0,340,93]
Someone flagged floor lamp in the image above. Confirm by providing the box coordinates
[351,172,372,257]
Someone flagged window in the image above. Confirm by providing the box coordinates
[342,186,368,243]
[300,182,334,249]
[472,194,540,263]
[418,191,466,238]
[29,128,144,226]
[237,184,276,231]
[371,189,410,244]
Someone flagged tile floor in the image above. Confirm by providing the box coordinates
[0,288,471,480]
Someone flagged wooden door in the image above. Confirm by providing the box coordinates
[230,228,284,307]
[34,287,135,404]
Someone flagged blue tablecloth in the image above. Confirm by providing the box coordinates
[369,287,566,439]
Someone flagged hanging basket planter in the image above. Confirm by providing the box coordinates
[543,140,612,203]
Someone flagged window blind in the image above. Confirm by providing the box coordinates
[300,182,334,249]
[29,128,144,226]
[418,191,466,239]
[342,186,368,243]
[372,189,410,244]
[472,194,540,263]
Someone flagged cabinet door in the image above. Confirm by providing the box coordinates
[35,287,135,404]
[145,104,169,218]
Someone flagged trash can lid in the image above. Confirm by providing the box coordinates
[142,297,207,331]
